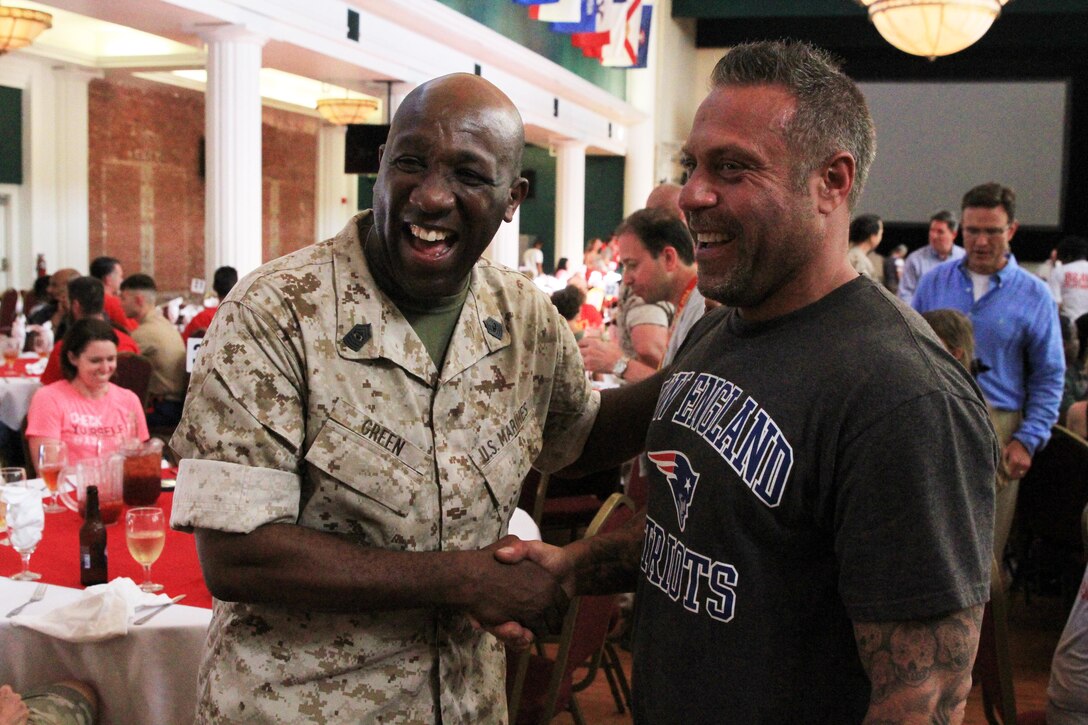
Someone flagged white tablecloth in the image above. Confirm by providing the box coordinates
[0,577,211,725]
[0,376,40,430]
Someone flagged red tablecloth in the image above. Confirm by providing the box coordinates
[0,490,213,608]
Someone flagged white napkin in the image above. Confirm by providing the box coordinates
[23,357,47,376]
[10,578,175,642]
[0,481,46,550]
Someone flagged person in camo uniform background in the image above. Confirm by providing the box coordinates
[169,73,663,723]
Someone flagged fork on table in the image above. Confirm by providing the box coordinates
[6,582,47,617]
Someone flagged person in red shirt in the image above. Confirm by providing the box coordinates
[90,256,138,331]
[182,266,237,343]
[39,276,139,386]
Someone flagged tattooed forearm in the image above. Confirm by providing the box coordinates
[571,510,645,595]
[854,604,984,724]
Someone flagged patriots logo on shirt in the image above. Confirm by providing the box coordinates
[647,450,700,532]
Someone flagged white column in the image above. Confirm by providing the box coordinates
[315,124,356,241]
[202,25,266,281]
[553,140,587,269]
[53,66,96,277]
[485,205,520,269]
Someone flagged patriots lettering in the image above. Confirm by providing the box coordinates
[663,372,794,507]
[640,514,737,622]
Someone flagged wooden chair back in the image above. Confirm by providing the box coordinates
[508,493,636,725]
[975,557,1018,725]
[0,288,19,335]
[111,352,153,409]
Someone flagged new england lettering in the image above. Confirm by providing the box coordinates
[640,514,737,622]
[476,402,530,464]
[665,372,794,508]
[359,418,407,457]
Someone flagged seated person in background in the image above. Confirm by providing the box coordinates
[846,213,882,278]
[921,308,976,373]
[39,276,140,386]
[29,268,80,334]
[23,276,52,322]
[579,281,670,384]
[90,257,137,332]
[1058,314,1088,438]
[119,274,187,428]
[550,284,586,340]
[0,681,98,725]
[883,243,908,294]
[566,273,603,330]
[182,266,237,343]
[26,318,149,465]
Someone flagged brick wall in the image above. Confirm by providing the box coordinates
[87,77,319,296]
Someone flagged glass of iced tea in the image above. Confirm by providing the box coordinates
[122,438,163,507]
[126,506,165,592]
[38,440,68,513]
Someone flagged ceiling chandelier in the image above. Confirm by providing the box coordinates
[857,0,1011,60]
[0,3,52,55]
[316,97,380,126]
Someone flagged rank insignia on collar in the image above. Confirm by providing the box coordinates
[344,323,372,351]
[484,317,504,340]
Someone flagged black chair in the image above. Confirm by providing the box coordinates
[1014,425,1088,603]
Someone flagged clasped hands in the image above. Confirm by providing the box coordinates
[468,536,572,651]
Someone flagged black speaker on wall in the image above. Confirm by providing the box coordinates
[345,124,390,174]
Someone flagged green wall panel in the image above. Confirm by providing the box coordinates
[584,155,625,242]
[0,86,22,185]
[434,0,626,98]
[517,145,557,270]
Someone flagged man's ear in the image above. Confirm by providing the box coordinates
[504,177,530,223]
[661,245,679,270]
[815,152,855,214]
[1007,220,1020,243]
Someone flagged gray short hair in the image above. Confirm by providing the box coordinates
[710,40,876,209]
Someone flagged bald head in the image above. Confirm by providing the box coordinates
[646,183,685,222]
[392,73,525,178]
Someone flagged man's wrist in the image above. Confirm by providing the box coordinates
[612,355,631,378]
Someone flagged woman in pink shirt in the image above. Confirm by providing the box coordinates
[26,318,149,465]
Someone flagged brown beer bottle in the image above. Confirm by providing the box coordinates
[80,485,108,586]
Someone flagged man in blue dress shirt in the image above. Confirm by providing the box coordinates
[913,182,1064,562]
[898,209,965,305]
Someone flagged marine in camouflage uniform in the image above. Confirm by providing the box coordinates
[171,211,598,723]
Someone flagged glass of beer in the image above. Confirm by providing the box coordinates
[38,440,68,513]
[125,506,165,592]
[1,337,18,370]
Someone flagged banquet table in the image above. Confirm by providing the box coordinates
[0,355,43,430]
[0,490,212,725]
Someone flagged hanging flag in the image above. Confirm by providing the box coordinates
[528,0,583,23]
[549,0,608,34]
[511,0,558,5]
[601,2,653,68]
